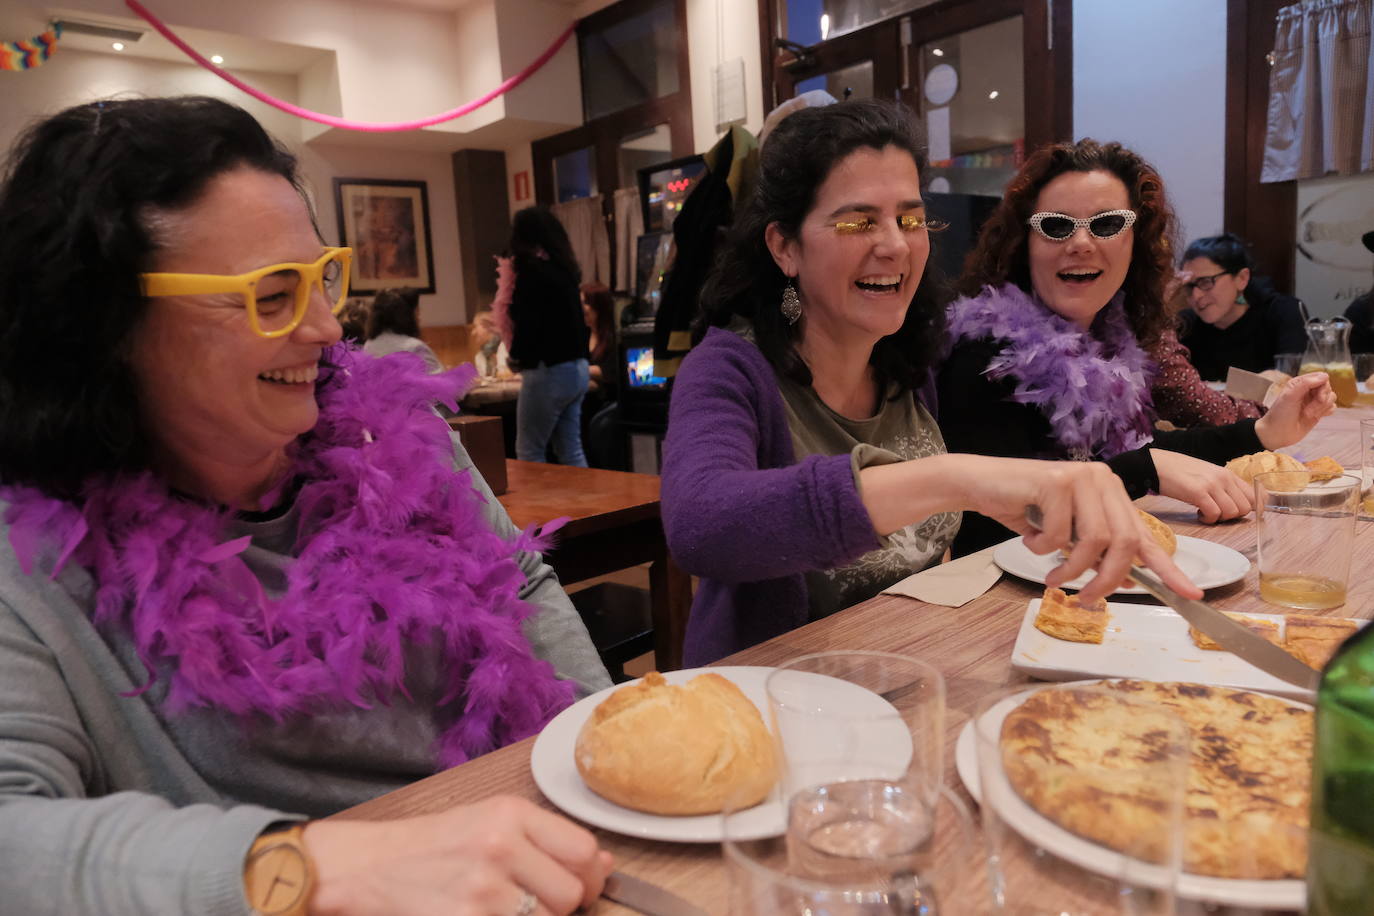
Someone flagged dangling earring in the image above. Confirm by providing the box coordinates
[780,279,802,325]
[1235,290,1247,305]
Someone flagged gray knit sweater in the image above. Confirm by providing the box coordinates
[0,437,610,915]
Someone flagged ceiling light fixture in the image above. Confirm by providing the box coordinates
[988,90,1000,100]
[820,13,830,41]
[210,54,224,65]
[112,41,124,51]
[932,48,944,57]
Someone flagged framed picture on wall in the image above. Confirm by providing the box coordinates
[333,178,436,295]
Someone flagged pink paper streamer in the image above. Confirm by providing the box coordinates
[125,0,577,134]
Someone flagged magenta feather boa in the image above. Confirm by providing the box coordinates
[945,283,1156,460]
[2,344,574,767]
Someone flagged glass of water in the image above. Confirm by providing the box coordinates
[754,652,974,910]
[723,784,979,915]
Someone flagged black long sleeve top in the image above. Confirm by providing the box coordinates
[508,256,590,369]
[937,338,1263,556]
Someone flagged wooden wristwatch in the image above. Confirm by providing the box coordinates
[244,823,314,916]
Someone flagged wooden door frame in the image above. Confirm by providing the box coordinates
[759,0,1072,149]
[1224,0,1294,292]
[532,0,693,208]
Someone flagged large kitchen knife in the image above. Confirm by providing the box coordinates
[1125,565,1320,691]
[1023,506,1320,692]
[602,871,710,916]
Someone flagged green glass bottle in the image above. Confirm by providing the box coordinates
[1307,622,1374,915]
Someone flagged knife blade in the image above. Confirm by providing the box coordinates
[602,871,709,916]
[1023,505,1320,692]
[1125,566,1319,691]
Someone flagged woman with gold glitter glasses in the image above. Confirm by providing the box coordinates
[661,99,1201,666]
[0,96,611,915]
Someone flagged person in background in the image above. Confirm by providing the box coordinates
[362,286,444,374]
[471,309,512,379]
[1177,232,1307,381]
[940,140,1334,556]
[661,99,1199,666]
[581,283,618,391]
[0,96,611,915]
[507,207,591,466]
[1344,230,1374,355]
[337,296,370,343]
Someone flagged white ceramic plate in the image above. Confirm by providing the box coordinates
[954,681,1308,910]
[531,666,913,843]
[530,666,784,843]
[992,535,1249,595]
[1009,599,1360,701]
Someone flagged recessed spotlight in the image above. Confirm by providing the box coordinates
[111,42,124,51]
[988,90,1000,100]
[932,48,944,57]
[210,54,224,65]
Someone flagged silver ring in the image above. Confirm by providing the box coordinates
[515,889,537,916]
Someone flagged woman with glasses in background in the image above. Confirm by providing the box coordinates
[939,140,1335,556]
[0,97,611,915]
[1177,232,1307,381]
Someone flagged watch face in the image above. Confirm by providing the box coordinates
[245,842,310,915]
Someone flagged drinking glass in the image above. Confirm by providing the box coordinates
[1362,419,1374,518]
[1255,472,1359,610]
[723,785,981,915]
[757,652,976,911]
[974,683,1189,916]
[1273,352,1303,376]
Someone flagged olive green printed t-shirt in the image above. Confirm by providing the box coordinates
[775,373,962,622]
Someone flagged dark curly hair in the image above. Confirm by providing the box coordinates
[958,139,1178,349]
[0,96,305,498]
[366,287,422,340]
[696,98,947,394]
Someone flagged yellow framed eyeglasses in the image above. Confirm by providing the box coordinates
[140,247,353,339]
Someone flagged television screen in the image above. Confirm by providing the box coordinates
[625,346,667,389]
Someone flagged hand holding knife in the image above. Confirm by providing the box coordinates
[1024,505,1319,692]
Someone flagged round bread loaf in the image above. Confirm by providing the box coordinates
[574,671,777,815]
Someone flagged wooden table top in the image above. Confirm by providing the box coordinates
[499,460,662,536]
[337,408,1374,914]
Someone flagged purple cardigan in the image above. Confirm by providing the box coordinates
[660,327,884,665]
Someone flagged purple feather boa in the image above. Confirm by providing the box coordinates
[945,283,1156,460]
[1,344,574,767]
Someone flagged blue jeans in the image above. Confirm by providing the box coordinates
[516,359,589,466]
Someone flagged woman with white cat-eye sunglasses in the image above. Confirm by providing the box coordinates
[937,138,1337,559]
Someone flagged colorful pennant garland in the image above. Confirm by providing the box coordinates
[0,23,62,72]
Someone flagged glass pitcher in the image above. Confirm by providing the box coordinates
[1302,317,1356,407]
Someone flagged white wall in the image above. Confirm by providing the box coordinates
[1073,0,1227,247]
[686,0,767,153]
[0,47,466,325]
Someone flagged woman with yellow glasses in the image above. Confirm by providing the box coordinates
[0,97,611,915]
[661,99,1199,665]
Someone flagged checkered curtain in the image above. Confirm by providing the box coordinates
[1262,0,1374,181]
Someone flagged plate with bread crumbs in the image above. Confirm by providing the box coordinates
[993,534,1249,595]
[1009,596,1365,701]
